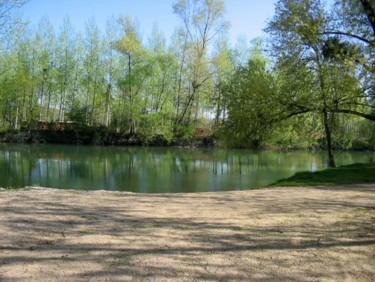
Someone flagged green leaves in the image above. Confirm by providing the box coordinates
[220,43,276,147]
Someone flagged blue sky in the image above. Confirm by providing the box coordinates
[22,0,277,44]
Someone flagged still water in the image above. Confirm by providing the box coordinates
[0,144,373,193]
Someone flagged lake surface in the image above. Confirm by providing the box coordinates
[0,144,373,193]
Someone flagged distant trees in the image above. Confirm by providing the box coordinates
[0,0,373,150]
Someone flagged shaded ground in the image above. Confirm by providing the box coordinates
[0,185,374,281]
[272,162,375,187]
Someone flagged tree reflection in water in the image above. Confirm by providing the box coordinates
[0,144,373,192]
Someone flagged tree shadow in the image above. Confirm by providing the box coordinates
[0,187,374,281]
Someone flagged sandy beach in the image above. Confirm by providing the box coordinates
[0,185,374,281]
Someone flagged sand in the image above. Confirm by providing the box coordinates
[0,185,374,281]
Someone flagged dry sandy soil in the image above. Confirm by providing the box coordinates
[0,185,374,281]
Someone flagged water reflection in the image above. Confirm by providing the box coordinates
[0,144,373,193]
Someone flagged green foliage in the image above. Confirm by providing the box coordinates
[66,106,88,124]
[173,123,195,141]
[261,0,375,164]
[0,0,373,150]
[322,37,358,61]
[219,42,276,148]
[267,114,323,149]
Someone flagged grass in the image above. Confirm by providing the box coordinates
[271,162,375,187]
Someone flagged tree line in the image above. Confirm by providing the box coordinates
[0,0,374,162]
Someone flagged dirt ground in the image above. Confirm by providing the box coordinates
[0,185,374,281]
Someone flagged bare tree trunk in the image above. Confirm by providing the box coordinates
[323,110,336,168]
[104,83,112,127]
[91,76,97,125]
[128,54,135,135]
[214,86,221,129]
[46,81,52,121]
[85,78,91,124]
[14,97,19,129]
[176,86,197,126]
[58,82,66,122]
[22,90,27,122]
[39,80,44,121]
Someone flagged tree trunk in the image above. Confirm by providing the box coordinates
[214,86,221,129]
[104,83,112,127]
[91,77,97,125]
[22,90,27,123]
[39,80,44,121]
[360,0,375,37]
[176,85,197,126]
[85,78,91,124]
[58,82,66,122]
[129,119,135,135]
[46,82,52,121]
[323,110,336,168]
[14,98,19,130]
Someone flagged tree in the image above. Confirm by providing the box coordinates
[0,0,28,123]
[140,24,178,140]
[324,0,375,114]
[102,16,121,127]
[34,16,55,122]
[82,17,104,125]
[220,42,276,147]
[266,0,375,166]
[14,36,39,128]
[173,0,229,128]
[329,0,375,44]
[0,0,27,49]
[114,16,151,134]
[211,37,236,128]
[54,17,83,123]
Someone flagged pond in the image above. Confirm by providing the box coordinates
[0,144,373,193]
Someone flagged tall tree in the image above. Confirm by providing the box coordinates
[211,38,235,128]
[173,0,229,128]
[266,0,375,166]
[114,16,151,134]
[141,24,178,139]
[102,16,120,127]
[55,17,80,122]
[82,17,104,125]
[34,16,55,122]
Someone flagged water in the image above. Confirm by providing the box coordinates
[0,144,373,193]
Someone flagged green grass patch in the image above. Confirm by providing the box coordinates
[271,162,375,187]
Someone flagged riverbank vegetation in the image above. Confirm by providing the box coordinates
[272,162,375,187]
[0,0,374,161]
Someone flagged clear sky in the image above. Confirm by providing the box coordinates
[21,0,277,44]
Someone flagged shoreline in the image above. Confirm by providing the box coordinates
[1,129,375,151]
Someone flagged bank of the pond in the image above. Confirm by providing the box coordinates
[271,162,375,187]
[1,129,374,151]
[0,129,214,147]
[0,185,374,281]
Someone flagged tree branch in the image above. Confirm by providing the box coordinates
[333,109,375,121]
[319,31,373,45]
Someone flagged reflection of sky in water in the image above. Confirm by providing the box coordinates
[310,160,318,171]
[0,144,373,193]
